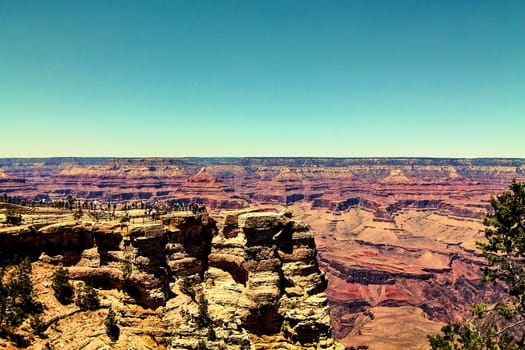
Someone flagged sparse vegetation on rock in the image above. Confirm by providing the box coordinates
[0,257,42,344]
[73,208,83,221]
[0,209,340,349]
[52,267,74,304]
[207,325,216,341]
[75,280,99,311]
[196,340,208,350]
[120,243,134,279]
[105,306,119,341]
[181,276,196,300]
[119,214,130,224]
[196,295,211,329]
[4,206,22,226]
[29,313,46,338]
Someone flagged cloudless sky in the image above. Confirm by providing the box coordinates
[1,0,524,157]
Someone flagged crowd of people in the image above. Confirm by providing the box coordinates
[0,193,44,207]
[1,193,207,223]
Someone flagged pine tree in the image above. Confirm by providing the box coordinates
[196,295,211,329]
[429,180,525,349]
[0,258,42,340]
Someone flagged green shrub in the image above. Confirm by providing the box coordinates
[104,306,119,341]
[29,313,46,338]
[196,340,208,350]
[207,326,216,341]
[5,207,22,226]
[73,208,83,221]
[180,277,195,300]
[52,267,74,305]
[121,260,132,279]
[0,257,42,341]
[196,295,211,329]
[75,281,99,311]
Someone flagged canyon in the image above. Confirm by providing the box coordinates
[1,157,525,349]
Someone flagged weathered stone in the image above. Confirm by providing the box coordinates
[203,210,339,348]
[238,212,285,230]
[0,211,342,349]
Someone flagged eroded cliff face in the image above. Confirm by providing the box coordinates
[2,158,524,214]
[0,210,341,350]
[203,210,332,348]
[3,157,525,349]
[290,204,501,349]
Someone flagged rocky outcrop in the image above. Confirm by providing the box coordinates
[0,210,341,349]
[0,215,215,309]
[205,209,333,347]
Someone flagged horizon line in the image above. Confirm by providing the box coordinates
[1,156,525,160]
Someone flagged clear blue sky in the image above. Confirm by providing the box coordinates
[1,0,524,157]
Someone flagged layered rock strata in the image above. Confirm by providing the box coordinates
[0,210,341,349]
[2,158,524,218]
[205,210,332,347]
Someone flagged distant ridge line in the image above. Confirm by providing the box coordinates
[1,157,525,168]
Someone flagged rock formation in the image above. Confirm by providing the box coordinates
[0,209,341,349]
[205,209,333,348]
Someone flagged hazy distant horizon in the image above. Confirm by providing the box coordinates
[1,1,524,158]
[1,156,525,162]
[1,153,525,159]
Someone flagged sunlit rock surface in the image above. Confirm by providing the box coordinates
[0,210,341,349]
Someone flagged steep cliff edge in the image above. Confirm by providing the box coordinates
[0,210,341,349]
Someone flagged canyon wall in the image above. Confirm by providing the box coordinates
[2,157,525,348]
